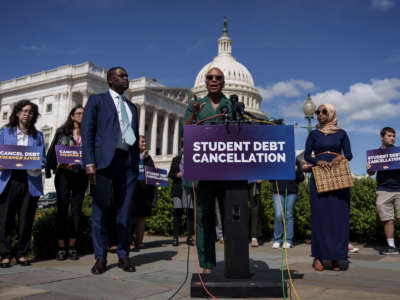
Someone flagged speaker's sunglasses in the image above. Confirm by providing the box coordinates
[206,75,223,81]
[315,109,328,115]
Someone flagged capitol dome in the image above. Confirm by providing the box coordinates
[192,19,265,118]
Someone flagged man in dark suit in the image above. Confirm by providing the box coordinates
[81,66,139,274]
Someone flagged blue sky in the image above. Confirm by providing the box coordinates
[1,0,400,174]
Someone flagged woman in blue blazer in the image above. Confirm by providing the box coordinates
[0,100,46,268]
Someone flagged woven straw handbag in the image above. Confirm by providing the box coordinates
[312,159,354,193]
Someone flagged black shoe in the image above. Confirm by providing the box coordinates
[16,258,31,266]
[118,257,136,272]
[380,247,399,255]
[91,259,107,274]
[336,259,349,270]
[0,259,11,268]
[172,238,179,247]
[186,237,194,246]
[68,249,79,260]
[56,249,67,261]
[109,247,117,254]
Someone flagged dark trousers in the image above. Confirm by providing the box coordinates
[173,208,194,239]
[196,180,225,269]
[55,169,88,241]
[0,171,39,259]
[107,194,117,247]
[249,183,262,239]
[91,150,137,259]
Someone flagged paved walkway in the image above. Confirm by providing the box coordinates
[1,236,400,299]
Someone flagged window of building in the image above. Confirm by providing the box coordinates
[2,112,8,120]
[42,127,52,151]
[46,103,52,113]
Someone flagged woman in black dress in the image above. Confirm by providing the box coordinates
[46,105,88,260]
[131,135,155,249]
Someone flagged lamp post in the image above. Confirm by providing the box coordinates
[301,93,316,134]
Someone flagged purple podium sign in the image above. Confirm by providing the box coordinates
[0,145,41,169]
[55,145,82,164]
[183,125,295,181]
[145,166,168,187]
[366,146,400,172]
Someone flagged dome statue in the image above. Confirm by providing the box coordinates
[192,18,265,118]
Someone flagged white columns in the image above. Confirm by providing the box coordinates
[162,113,169,156]
[172,116,180,155]
[82,90,89,107]
[139,104,146,136]
[150,109,158,156]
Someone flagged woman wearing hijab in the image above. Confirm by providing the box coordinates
[304,103,353,271]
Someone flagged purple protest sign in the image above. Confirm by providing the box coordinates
[366,146,400,172]
[183,125,295,181]
[55,145,82,164]
[145,166,168,187]
[0,145,41,170]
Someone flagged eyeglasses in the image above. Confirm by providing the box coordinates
[315,109,328,115]
[74,112,83,115]
[20,109,33,116]
[206,75,223,81]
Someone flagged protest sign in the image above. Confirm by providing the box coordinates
[183,125,295,181]
[55,145,82,164]
[0,145,41,169]
[366,146,400,172]
[145,166,168,187]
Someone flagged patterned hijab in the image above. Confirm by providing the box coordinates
[316,103,341,135]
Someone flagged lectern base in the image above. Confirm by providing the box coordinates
[190,272,287,298]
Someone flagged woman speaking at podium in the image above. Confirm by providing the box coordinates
[183,67,232,274]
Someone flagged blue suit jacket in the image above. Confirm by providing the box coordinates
[81,92,140,171]
[0,126,46,197]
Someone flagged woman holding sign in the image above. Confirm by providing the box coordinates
[305,103,352,272]
[131,135,156,249]
[168,145,195,247]
[45,105,88,260]
[0,100,46,268]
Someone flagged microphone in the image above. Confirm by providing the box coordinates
[219,105,228,116]
[219,105,229,123]
[229,94,245,121]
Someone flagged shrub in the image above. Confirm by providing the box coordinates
[147,183,175,236]
[28,176,395,259]
[31,195,93,259]
[259,177,391,244]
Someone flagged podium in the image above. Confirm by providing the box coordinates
[190,181,287,298]
[184,124,297,298]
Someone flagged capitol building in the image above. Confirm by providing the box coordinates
[0,20,265,192]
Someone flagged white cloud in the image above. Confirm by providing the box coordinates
[269,77,400,134]
[370,0,396,11]
[257,79,315,101]
[310,78,400,124]
[345,124,381,134]
[278,100,305,119]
